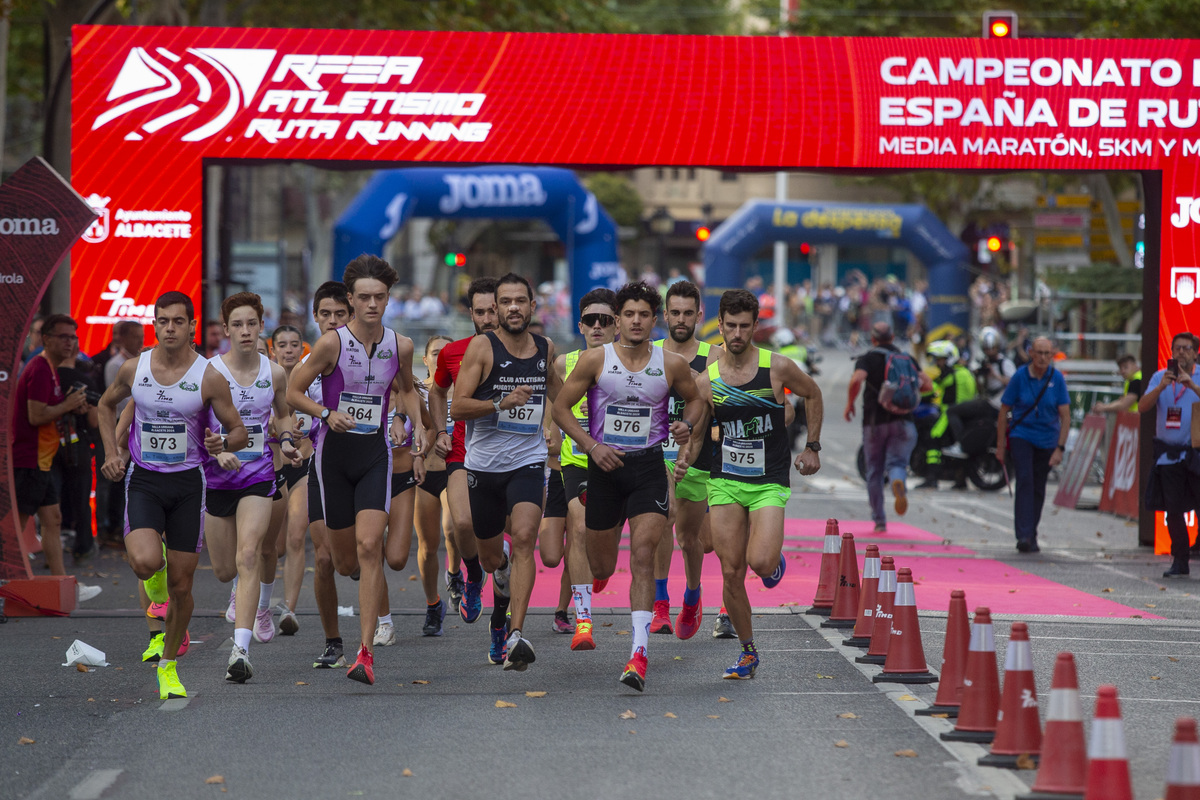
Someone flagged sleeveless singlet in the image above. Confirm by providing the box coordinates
[587,343,670,452]
[708,348,790,486]
[319,326,402,444]
[295,352,324,440]
[206,353,274,490]
[128,351,210,473]
[654,339,712,468]
[559,349,592,468]
[464,331,549,472]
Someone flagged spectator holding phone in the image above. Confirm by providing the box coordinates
[1141,332,1200,578]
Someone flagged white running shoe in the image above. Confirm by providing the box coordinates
[493,540,512,600]
[225,644,253,683]
[252,607,275,643]
[278,608,299,636]
[373,621,397,646]
[76,584,102,603]
[224,589,236,624]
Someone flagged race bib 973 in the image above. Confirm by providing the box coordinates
[140,422,187,464]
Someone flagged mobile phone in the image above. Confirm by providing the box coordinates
[1168,358,1180,377]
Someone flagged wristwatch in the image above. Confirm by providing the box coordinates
[320,408,331,421]
[684,420,694,435]
[493,396,503,413]
[805,441,822,452]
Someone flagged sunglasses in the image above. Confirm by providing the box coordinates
[581,313,615,328]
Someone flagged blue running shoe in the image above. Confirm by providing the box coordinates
[487,625,508,665]
[761,553,787,589]
[723,651,760,680]
[460,574,485,623]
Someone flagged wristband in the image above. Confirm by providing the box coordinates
[413,452,426,459]
[588,441,601,454]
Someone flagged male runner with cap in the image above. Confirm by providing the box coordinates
[697,289,824,680]
[99,291,248,699]
[552,281,703,692]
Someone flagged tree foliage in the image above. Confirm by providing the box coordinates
[584,172,643,229]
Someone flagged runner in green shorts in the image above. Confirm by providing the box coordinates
[692,289,824,681]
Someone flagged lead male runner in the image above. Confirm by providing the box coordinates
[288,256,427,685]
[99,291,248,699]
[696,289,823,680]
[553,281,703,692]
[452,273,560,670]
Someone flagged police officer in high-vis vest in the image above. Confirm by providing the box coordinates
[920,340,976,489]
[1094,354,1143,414]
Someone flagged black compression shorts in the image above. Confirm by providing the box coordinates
[466,462,546,540]
[125,464,206,554]
[585,448,669,531]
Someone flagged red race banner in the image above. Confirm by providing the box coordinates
[1100,412,1140,519]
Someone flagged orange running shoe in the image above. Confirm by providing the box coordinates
[650,599,673,635]
[592,576,609,594]
[620,650,648,692]
[675,595,703,640]
[346,644,375,685]
[571,619,595,651]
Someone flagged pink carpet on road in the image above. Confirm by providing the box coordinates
[528,519,1160,620]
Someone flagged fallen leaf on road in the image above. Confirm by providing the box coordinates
[18,737,34,745]
[408,575,417,581]
[1014,754,1036,770]
[674,656,683,661]
[402,769,413,777]
[616,630,630,635]
[629,730,636,734]
[1008,590,1018,594]
[619,710,636,720]
[664,712,677,718]
[1160,586,1168,591]
[1170,657,1181,662]
[87,698,94,702]
[602,622,613,627]
[718,697,731,703]
[838,712,858,719]
[707,715,720,719]
[76,663,89,673]
[894,750,918,758]
[295,681,308,686]
[1101,588,1113,593]
[1151,675,1161,680]
[897,694,917,701]
[525,691,547,698]
[816,674,834,679]
[51,636,60,640]
[495,701,517,708]
[1146,603,1157,608]
[205,776,224,785]
[834,740,849,748]
[413,680,430,685]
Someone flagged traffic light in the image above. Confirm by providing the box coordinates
[986,235,1003,253]
[695,225,711,242]
[444,252,466,267]
[983,10,1018,39]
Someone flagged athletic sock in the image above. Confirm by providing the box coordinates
[491,594,511,629]
[654,578,669,603]
[571,584,593,622]
[377,614,392,627]
[683,584,701,607]
[258,581,274,610]
[631,609,652,657]
[326,637,342,647]
[741,639,757,656]
[159,659,175,668]
[463,555,483,584]
[234,628,252,651]
[428,599,441,608]
[446,569,462,582]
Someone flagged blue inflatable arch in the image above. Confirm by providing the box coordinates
[333,166,621,315]
[702,200,971,340]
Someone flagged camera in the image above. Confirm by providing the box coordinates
[72,381,102,406]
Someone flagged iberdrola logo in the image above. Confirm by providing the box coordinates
[179,381,199,391]
[255,379,270,389]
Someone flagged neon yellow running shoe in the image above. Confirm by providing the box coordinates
[143,542,168,604]
[142,632,165,663]
[157,660,187,699]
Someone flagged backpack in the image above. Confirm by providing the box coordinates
[873,348,920,414]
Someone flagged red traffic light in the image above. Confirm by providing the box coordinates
[986,235,1003,252]
[695,226,711,242]
[990,19,1009,37]
[799,242,811,255]
[982,10,1017,39]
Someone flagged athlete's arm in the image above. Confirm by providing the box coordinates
[393,337,428,483]
[269,361,301,466]
[676,371,714,482]
[450,335,507,421]
[845,368,868,422]
[545,340,561,404]
[285,330,353,433]
[98,358,136,481]
[203,364,249,455]
[774,352,823,476]
[664,350,701,454]
[551,348,622,472]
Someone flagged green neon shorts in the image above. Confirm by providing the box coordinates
[666,462,710,503]
[707,477,791,511]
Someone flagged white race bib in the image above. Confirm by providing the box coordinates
[662,429,681,462]
[722,438,765,477]
[224,423,265,463]
[496,394,544,435]
[603,404,651,449]
[337,392,382,434]
[140,422,187,465]
[294,412,312,436]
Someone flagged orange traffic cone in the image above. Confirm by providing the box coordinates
[942,607,1000,743]
[855,556,895,665]
[1083,685,1132,800]
[916,589,969,718]
[845,544,880,648]
[822,532,860,630]
[874,567,937,684]
[807,519,841,616]
[1166,717,1200,800]
[980,622,1042,768]
[1017,652,1088,800]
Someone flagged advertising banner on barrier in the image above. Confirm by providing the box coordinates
[1100,412,1140,519]
[0,158,98,581]
[1054,414,1108,510]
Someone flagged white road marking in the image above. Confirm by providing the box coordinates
[68,769,123,800]
[158,697,190,711]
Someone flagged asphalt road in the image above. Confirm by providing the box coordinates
[3,349,1195,800]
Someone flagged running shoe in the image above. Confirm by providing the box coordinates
[226,644,253,683]
[650,599,673,635]
[487,625,508,665]
[146,601,169,621]
[76,584,102,603]
[278,608,299,636]
[761,553,787,589]
[253,607,276,643]
[552,610,573,634]
[675,595,703,641]
[493,541,512,600]
[422,600,446,637]
[723,650,760,680]
[346,645,374,685]
[142,632,165,663]
[892,478,908,516]
[446,570,465,613]
[571,619,596,651]
[592,576,609,594]
[504,630,536,672]
[144,541,169,605]
[460,575,485,624]
[157,661,186,699]
[223,588,236,624]
[178,630,191,657]
[313,640,346,669]
[619,650,648,692]
[713,610,737,639]
[373,621,397,646]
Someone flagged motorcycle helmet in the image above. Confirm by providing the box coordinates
[927,340,959,365]
[979,327,1003,353]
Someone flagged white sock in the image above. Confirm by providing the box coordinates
[571,584,593,621]
[631,610,652,657]
[234,628,252,651]
[258,581,274,610]
[378,614,392,626]
[158,659,175,668]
